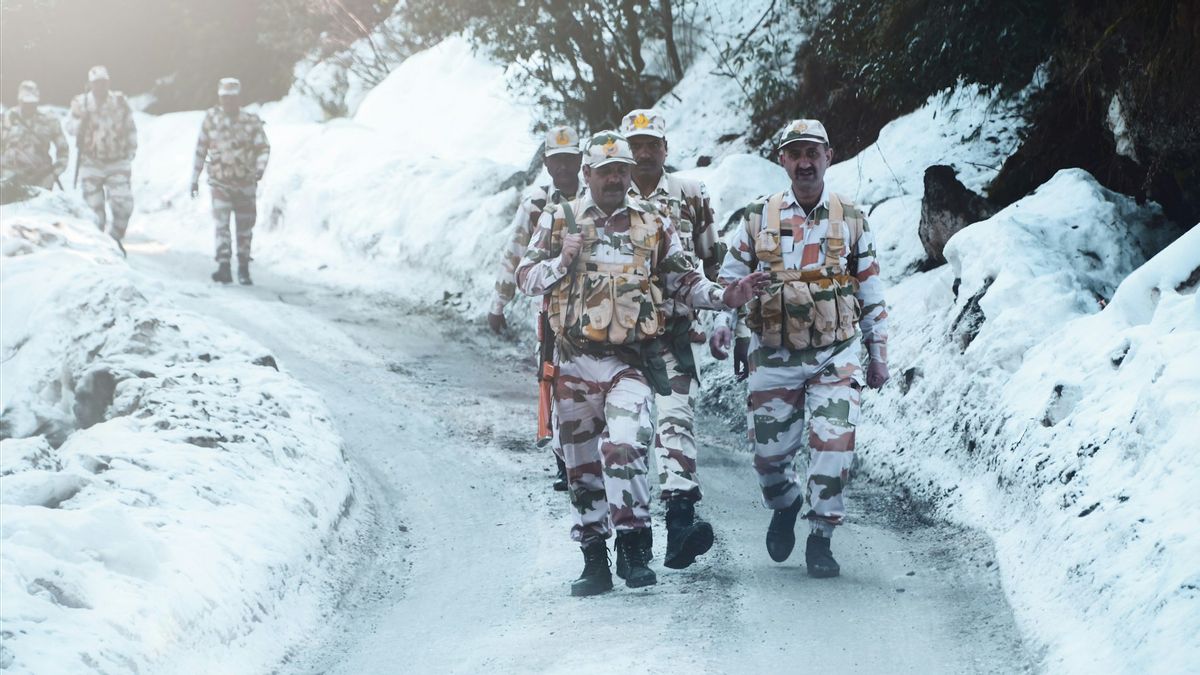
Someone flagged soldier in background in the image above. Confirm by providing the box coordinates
[1,81,68,190]
[68,66,138,247]
[488,125,584,491]
[712,119,890,578]
[190,77,270,285]
[619,108,720,571]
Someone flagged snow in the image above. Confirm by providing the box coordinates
[1,197,355,674]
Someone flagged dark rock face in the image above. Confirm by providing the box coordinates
[919,165,998,267]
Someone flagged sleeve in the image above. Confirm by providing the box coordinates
[657,215,726,311]
[191,112,211,184]
[254,118,270,179]
[52,120,69,174]
[714,218,755,332]
[852,213,889,363]
[491,197,538,314]
[689,181,720,280]
[122,97,137,159]
[516,207,571,297]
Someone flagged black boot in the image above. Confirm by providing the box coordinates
[805,533,840,578]
[211,262,232,284]
[237,261,252,286]
[615,528,657,588]
[663,496,714,569]
[570,540,613,597]
[765,495,804,562]
[552,455,568,492]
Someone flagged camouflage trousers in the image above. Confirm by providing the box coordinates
[210,183,257,264]
[747,336,864,529]
[78,159,133,240]
[555,352,654,544]
[653,345,702,500]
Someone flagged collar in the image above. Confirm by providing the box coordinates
[578,192,646,219]
[628,171,669,199]
[781,184,831,215]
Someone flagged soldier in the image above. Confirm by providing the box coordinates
[712,119,890,578]
[517,131,768,596]
[67,66,137,246]
[1,81,69,190]
[619,108,722,570]
[190,77,270,285]
[488,125,584,491]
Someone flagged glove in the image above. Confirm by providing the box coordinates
[866,360,890,389]
[190,182,199,199]
[487,312,508,334]
[733,337,750,381]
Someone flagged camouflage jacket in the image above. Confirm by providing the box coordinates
[490,181,583,315]
[1,108,68,182]
[629,172,719,323]
[68,92,137,163]
[718,186,889,363]
[191,107,270,187]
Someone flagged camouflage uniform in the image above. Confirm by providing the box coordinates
[1,86,68,189]
[517,192,729,545]
[719,183,888,531]
[68,79,138,240]
[491,182,581,317]
[191,102,270,266]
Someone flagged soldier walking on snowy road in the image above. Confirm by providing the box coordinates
[711,119,890,578]
[67,66,138,248]
[1,81,69,191]
[517,131,768,596]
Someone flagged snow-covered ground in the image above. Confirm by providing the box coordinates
[3,2,1197,671]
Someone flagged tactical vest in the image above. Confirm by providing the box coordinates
[547,201,665,345]
[745,192,862,350]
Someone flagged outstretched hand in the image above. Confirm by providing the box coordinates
[722,271,771,308]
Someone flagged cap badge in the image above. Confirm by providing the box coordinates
[556,129,571,146]
[633,113,651,130]
[603,139,618,156]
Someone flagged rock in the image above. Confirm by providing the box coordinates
[919,165,998,267]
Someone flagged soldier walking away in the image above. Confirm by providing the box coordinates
[67,66,137,250]
[712,119,890,578]
[620,108,722,570]
[517,131,768,596]
[488,125,584,492]
[1,81,69,191]
[190,78,270,285]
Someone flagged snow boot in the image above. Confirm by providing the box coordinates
[765,495,804,562]
[805,533,840,578]
[663,496,714,569]
[237,261,252,286]
[570,539,613,597]
[615,528,656,588]
[552,455,568,492]
[211,262,232,284]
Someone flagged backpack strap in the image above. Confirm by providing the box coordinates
[765,192,786,273]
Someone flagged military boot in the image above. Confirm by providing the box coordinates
[552,455,568,492]
[663,496,714,569]
[615,528,656,588]
[570,539,613,597]
[805,534,840,578]
[237,261,252,286]
[211,262,232,284]
[765,495,804,562]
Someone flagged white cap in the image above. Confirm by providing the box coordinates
[218,77,241,96]
[88,65,110,82]
[18,81,40,103]
[543,125,581,156]
[583,131,636,168]
[777,119,830,149]
[620,108,667,139]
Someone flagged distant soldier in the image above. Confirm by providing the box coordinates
[620,108,722,571]
[712,119,890,578]
[190,77,270,285]
[68,66,137,246]
[517,131,768,596]
[488,125,584,491]
[1,81,68,189]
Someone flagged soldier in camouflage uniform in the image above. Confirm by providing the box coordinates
[712,119,890,578]
[190,78,270,285]
[517,131,768,596]
[619,108,721,570]
[1,81,68,190]
[488,125,584,491]
[67,66,138,246]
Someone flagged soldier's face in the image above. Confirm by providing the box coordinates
[91,79,110,97]
[628,135,667,177]
[585,162,632,212]
[220,94,240,113]
[780,142,832,194]
[544,153,582,190]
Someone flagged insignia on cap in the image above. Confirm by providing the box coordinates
[633,113,651,130]
[792,122,808,133]
[603,139,618,156]
[556,129,571,146]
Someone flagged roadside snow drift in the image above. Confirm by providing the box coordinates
[1,195,354,674]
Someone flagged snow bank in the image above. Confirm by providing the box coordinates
[1,196,354,674]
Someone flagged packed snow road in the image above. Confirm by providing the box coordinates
[127,238,1036,675]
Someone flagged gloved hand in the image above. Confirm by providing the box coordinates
[733,337,750,381]
[866,360,890,389]
[190,182,199,199]
[487,312,508,334]
[709,326,732,359]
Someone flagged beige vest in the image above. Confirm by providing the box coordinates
[548,201,665,345]
[745,192,862,350]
